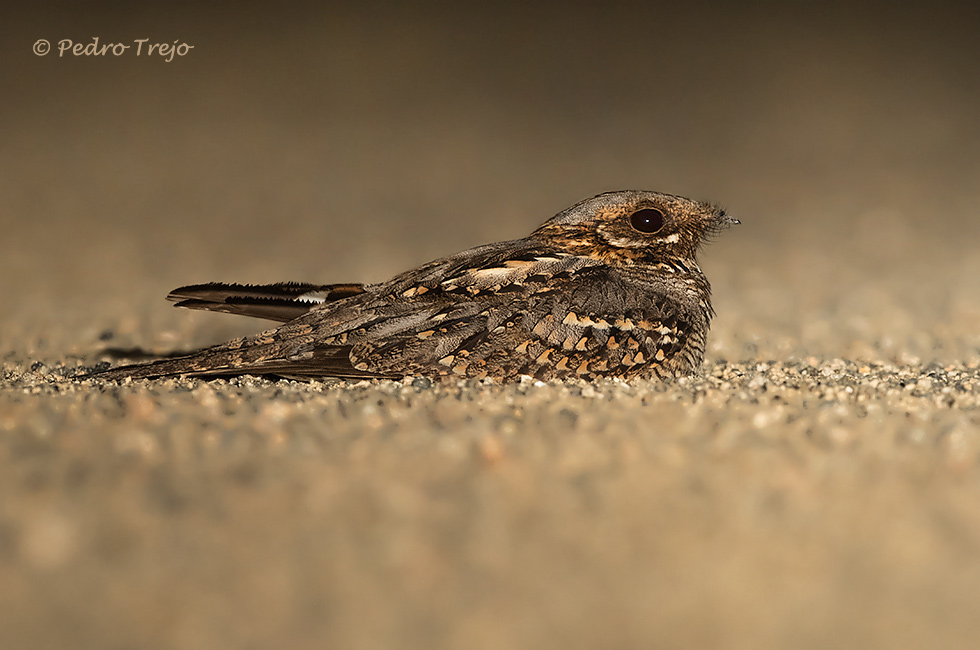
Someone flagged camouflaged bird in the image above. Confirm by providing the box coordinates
[91,190,738,382]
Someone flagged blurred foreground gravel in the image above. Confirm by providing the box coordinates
[3,358,980,649]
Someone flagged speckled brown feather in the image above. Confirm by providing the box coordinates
[90,190,737,382]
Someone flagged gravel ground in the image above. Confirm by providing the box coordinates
[4,359,980,649]
[3,3,980,649]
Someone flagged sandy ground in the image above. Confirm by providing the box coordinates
[3,3,980,649]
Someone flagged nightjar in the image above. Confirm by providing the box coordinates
[91,190,737,382]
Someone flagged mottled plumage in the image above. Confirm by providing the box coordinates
[91,190,737,382]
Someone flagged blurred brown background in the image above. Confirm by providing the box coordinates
[3,2,980,649]
[4,1,979,363]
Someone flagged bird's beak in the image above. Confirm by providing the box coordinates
[713,210,739,229]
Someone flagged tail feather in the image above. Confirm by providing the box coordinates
[81,282,379,381]
[167,282,366,323]
[85,343,393,381]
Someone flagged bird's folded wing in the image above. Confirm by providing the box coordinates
[329,266,694,380]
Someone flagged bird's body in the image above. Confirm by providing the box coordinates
[91,190,737,382]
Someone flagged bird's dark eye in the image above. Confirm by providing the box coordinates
[629,208,665,234]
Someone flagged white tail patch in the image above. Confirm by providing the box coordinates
[296,291,328,304]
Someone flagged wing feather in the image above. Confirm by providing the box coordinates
[320,266,698,380]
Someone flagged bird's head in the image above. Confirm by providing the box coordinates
[533,190,738,267]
